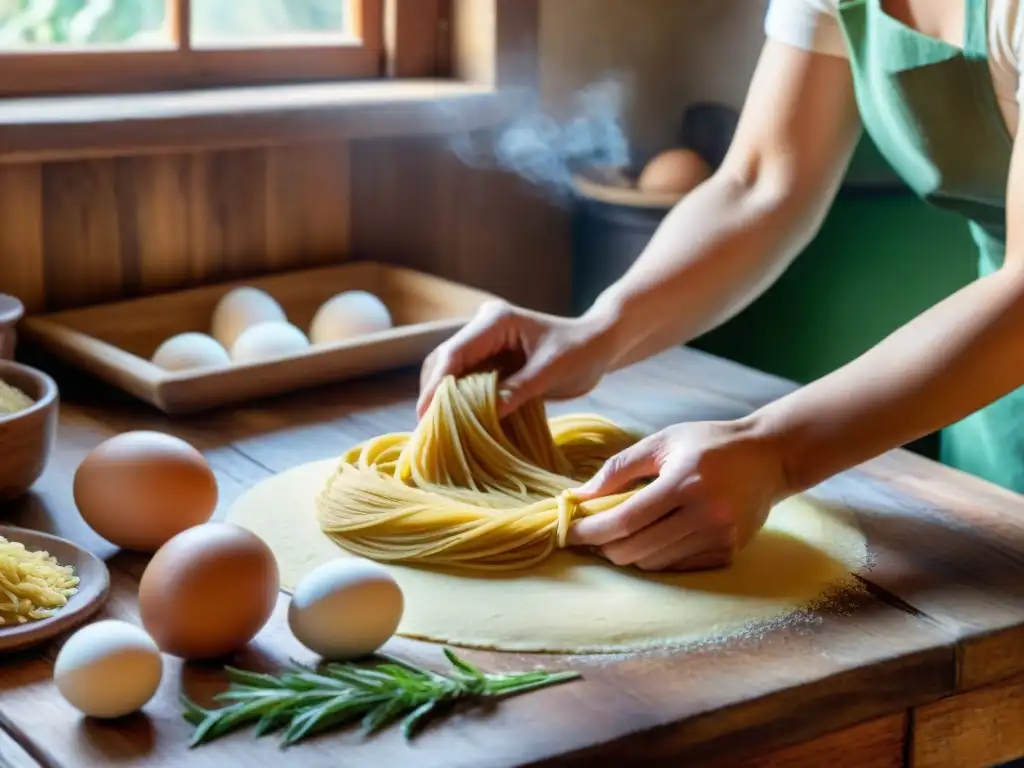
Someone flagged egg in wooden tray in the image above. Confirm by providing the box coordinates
[21,262,496,414]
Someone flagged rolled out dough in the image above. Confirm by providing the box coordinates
[228,459,869,654]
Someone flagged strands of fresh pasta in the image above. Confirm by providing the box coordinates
[0,535,80,625]
[316,371,641,570]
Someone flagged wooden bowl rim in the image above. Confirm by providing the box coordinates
[571,168,685,211]
[0,359,58,423]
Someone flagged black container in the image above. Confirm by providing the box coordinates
[679,102,738,170]
[571,102,738,315]
[571,198,670,315]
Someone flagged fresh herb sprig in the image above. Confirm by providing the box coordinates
[182,647,580,748]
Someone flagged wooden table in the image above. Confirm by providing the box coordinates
[3,346,1024,767]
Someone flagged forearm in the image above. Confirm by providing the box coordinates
[573,39,859,374]
[585,169,831,372]
[752,265,1024,494]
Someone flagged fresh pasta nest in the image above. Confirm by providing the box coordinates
[316,371,640,570]
[0,535,80,625]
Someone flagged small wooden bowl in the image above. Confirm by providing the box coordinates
[0,361,58,503]
[571,164,686,211]
[0,294,23,361]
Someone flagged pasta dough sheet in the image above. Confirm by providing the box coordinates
[228,459,869,654]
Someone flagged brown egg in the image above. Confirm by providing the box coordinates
[73,431,217,552]
[138,522,279,660]
[636,148,711,195]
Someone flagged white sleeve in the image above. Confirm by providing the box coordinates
[1010,0,1024,112]
[764,0,849,59]
[982,0,1024,119]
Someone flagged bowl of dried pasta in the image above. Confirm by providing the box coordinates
[0,360,58,503]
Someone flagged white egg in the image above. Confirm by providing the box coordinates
[54,620,163,719]
[210,287,287,350]
[309,291,393,345]
[151,332,230,371]
[288,559,404,660]
[230,321,310,363]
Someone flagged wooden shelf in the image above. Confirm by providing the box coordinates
[0,80,523,163]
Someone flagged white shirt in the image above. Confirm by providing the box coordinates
[765,0,1024,135]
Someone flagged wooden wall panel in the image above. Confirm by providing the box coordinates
[265,144,350,270]
[0,164,44,312]
[349,135,571,313]
[42,160,124,310]
[0,137,568,317]
[187,148,268,282]
[348,137,447,272]
[124,154,193,294]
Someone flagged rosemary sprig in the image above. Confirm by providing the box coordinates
[182,647,580,748]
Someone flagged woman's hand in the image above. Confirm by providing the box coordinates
[568,419,788,572]
[417,300,618,419]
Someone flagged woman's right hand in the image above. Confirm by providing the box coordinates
[417,300,618,419]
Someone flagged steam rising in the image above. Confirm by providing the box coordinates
[447,77,632,201]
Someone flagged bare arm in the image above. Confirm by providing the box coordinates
[751,127,1024,494]
[588,40,862,369]
[416,40,863,419]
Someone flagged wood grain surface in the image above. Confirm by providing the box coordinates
[913,674,1024,768]
[349,136,571,313]
[386,0,449,78]
[3,346,1024,766]
[725,713,907,768]
[0,361,58,502]
[0,136,569,318]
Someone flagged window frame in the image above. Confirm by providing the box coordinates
[0,0,388,97]
[0,0,539,164]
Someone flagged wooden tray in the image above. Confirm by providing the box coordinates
[0,525,110,654]
[21,262,495,414]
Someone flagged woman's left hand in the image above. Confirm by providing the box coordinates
[568,419,789,572]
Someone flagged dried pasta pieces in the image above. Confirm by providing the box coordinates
[0,535,80,626]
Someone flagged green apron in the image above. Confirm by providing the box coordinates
[837,0,1024,491]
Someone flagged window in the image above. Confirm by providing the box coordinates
[0,0,386,95]
[0,1,535,162]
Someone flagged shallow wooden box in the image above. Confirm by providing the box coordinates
[21,262,495,414]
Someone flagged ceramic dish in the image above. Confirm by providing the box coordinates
[0,525,110,653]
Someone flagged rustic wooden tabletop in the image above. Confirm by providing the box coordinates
[2,346,1024,767]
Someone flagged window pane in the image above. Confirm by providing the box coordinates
[192,0,350,47]
[0,0,169,49]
